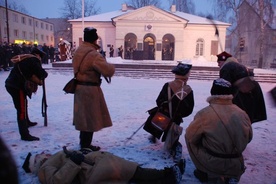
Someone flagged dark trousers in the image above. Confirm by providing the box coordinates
[130,166,170,184]
[79,131,93,148]
[6,86,30,138]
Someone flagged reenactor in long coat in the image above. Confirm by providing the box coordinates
[216,51,267,123]
[72,27,115,151]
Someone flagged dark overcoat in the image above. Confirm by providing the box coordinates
[143,78,194,140]
[219,58,267,123]
[156,79,194,141]
[156,81,194,124]
[5,54,48,98]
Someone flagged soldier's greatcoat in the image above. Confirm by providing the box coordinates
[72,42,115,132]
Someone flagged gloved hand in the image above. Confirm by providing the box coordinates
[70,151,84,165]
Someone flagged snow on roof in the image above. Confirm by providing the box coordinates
[68,7,230,26]
[172,11,230,25]
[69,10,134,22]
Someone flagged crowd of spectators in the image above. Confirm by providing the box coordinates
[0,42,58,71]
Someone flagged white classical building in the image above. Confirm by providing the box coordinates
[69,4,230,62]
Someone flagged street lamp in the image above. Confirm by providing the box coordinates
[5,0,10,43]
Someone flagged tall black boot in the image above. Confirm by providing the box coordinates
[166,167,182,184]
[79,131,100,151]
[18,120,39,141]
[164,159,185,184]
[26,118,38,127]
[129,166,167,184]
[172,142,182,163]
[25,101,38,127]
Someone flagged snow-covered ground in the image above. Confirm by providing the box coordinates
[0,58,275,184]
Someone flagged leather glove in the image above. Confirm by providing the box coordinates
[70,151,84,165]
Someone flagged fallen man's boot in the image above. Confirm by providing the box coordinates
[194,169,208,182]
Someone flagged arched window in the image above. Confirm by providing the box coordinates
[196,38,204,56]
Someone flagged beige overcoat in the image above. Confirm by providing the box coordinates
[38,150,139,184]
[185,95,252,179]
[72,42,115,132]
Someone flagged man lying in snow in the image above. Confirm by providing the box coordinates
[22,146,185,184]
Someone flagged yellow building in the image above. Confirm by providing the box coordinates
[0,5,54,46]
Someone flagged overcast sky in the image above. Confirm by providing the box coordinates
[12,0,213,19]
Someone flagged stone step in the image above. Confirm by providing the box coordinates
[50,62,276,83]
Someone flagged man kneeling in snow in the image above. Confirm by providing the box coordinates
[185,78,253,184]
[22,146,185,184]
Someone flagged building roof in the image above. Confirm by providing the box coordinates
[69,10,133,22]
[68,6,230,26]
[172,11,229,25]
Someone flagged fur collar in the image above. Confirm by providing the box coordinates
[82,41,101,50]
[207,95,233,105]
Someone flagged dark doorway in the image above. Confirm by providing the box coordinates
[124,33,137,59]
[143,34,155,60]
[162,34,175,60]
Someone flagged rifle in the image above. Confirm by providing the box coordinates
[41,79,48,126]
[99,43,111,84]
[124,122,145,145]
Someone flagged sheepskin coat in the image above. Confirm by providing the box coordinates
[38,150,139,184]
[72,41,115,132]
[185,95,252,179]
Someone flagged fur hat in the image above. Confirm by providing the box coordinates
[216,51,232,62]
[31,48,46,58]
[225,56,238,63]
[22,152,51,174]
[171,63,192,76]
[83,27,98,43]
[210,78,232,95]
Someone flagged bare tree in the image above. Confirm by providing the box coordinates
[209,0,244,60]
[60,0,100,19]
[251,0,274,67]
[167,0,195,14]
[210,0,274,68]
[126,0,162,8]
[209,0,244,30]
[257,0,265,67]
[0,0,29,14]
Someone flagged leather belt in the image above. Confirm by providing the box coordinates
[77,81,100,86]
[206,148,241,158]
